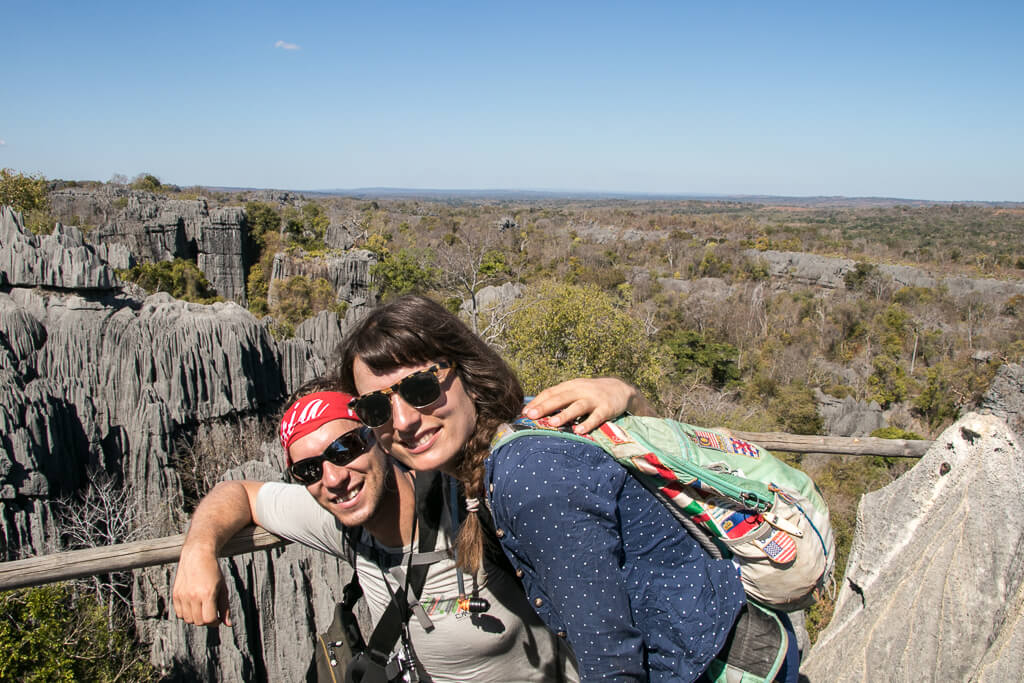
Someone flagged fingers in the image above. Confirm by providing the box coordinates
[524,378,638,433]
[172,550,231,627]
[218,584,232,627]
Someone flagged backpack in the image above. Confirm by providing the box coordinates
[493,415,835,611]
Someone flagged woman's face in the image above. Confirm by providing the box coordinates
[351,357,478,474]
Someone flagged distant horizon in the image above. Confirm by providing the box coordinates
[5,1,1022,203]
[198,184,1024,207]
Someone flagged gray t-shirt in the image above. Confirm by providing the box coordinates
[254,481,579,682]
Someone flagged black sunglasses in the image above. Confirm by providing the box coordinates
[348,362,453,428]
[288,426,375,485]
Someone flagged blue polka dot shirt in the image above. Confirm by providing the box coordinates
[486,434,746,682]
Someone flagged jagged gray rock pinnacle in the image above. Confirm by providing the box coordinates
[802,412,1024,681]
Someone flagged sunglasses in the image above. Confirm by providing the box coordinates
[287,426,375,485]
[348,362,454,428]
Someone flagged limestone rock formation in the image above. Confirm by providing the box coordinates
[49,188,249,303]
[324,219,359,250]
[814,389,885,437]
[979,362,1024,439]
[268,249,376,307]
[1,207,117,291]
[749,249,1024,302]
[802,412,1024,681]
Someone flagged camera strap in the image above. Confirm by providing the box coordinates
[344,470,443,680]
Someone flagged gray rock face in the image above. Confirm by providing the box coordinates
[749,249,1024,302]
[324,220,359,250]
[747,250,854,289]
[979,363,1024,439]
[1,207,117,291]
[815,390,885,436]
[802,413,1024,681]
[268,249,376,307]
[1,202,378,679]
[49,189,249,303]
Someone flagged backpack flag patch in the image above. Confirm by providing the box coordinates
[754,530,798,564]
[728,437,761,458]
[691,429,729,452]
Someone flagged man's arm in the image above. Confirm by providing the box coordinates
[522,377,657,434]
[171,480,264,627]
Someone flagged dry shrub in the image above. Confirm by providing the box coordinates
[174,415,277,511]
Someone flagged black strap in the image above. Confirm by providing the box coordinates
[360,471,444,666]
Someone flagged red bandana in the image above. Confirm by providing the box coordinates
[279,391,360,463]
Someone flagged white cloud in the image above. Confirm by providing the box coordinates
[274,40,300,51]
[0,139,6,146]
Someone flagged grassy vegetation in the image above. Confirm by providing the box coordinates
[0,585,156,681]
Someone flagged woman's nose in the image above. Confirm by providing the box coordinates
[390,392,421,431]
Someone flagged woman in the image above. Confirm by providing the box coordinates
[335,295,746,682]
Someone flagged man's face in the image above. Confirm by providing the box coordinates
[287,418,391,528]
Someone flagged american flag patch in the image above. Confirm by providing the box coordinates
[755,530,798,564]
[728,437,761,458]
[692,429,729,452]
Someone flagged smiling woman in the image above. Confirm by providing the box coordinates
[336,295,748,682]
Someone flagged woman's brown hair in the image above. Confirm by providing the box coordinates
[333,295,523,572]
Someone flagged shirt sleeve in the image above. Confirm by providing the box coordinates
[491,436,646,681]
[252,482,349,558]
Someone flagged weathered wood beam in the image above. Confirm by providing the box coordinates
[727,430,933,458]
[0,526,287,591]
[0,432,934,591]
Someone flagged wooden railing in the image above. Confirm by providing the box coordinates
[0,433,932,591]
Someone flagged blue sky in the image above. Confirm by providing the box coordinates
[2,1,1021,201]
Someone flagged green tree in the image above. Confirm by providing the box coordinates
[1,168,52,234]
[281,202,330,251]
[118,259,221,303]
[244,201,281,250]
[371,248,439,297]
[269,275,341,337]
[867,354,909,408]
[246,263,270,316]
[770,381,824,435]
[0,585,156,682]
[130,173,162,192]
[0,168,49,213]
[662,330,740,387]
[913,364,960,428]
[501,280,664,396]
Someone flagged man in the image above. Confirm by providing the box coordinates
[173,379,646,681]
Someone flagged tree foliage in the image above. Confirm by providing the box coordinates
[663,330,740,387]
[282,202,330,251]
[0,585,156,682]
[500,280,664,396]
[371,248,439,298]
[244,201,281,250]
[118,259,221,303]
[0,168,49,213]
[130,173,163,192]
[1,168,52,234]
[269,275,342,338]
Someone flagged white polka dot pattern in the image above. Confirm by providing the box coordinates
[486,434,746,682]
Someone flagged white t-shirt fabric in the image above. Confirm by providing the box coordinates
[254,481,579,682]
